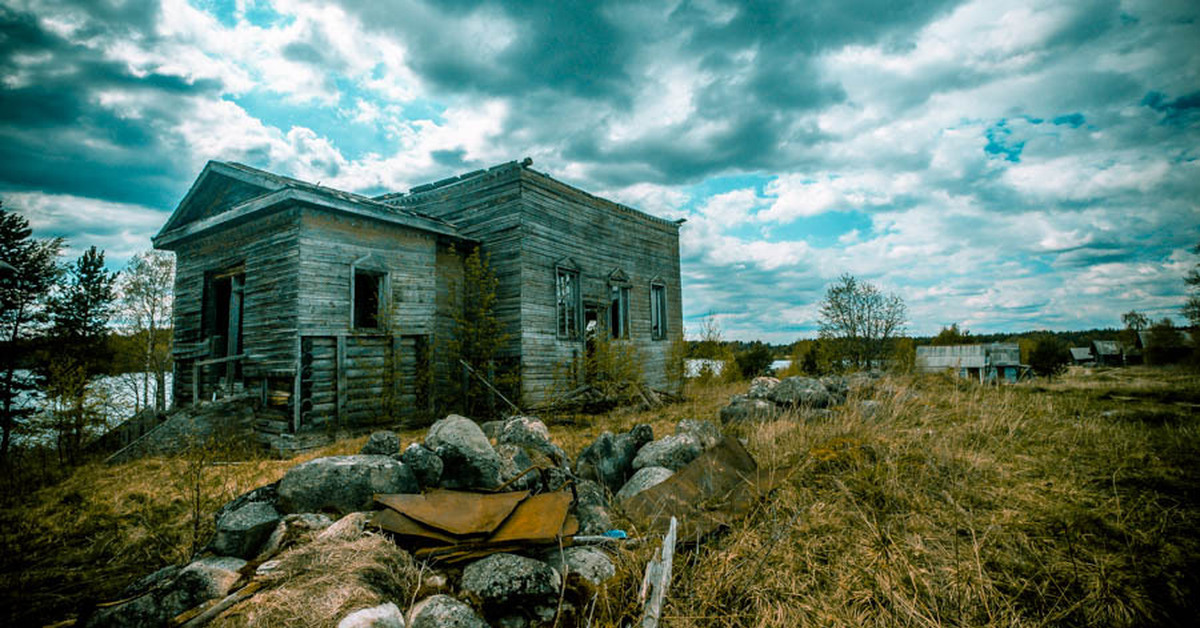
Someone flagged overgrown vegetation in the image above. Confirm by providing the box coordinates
[446,246,518,418]
[2,367,1197,627]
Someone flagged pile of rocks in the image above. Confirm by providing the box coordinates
[89,413,732,628]
[719,373,882,423]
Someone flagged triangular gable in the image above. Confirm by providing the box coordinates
[157,162,283,237]
[608,268,630,284]
[554,256,580,272]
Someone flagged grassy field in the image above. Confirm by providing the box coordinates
[2,366,1198,627]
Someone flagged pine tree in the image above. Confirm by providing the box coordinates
[0,202,63,462]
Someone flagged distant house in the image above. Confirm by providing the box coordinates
[915,343,1028,383]
[153,159,683,432]
[1091,340,1124,366]
[1069,347,1095,365]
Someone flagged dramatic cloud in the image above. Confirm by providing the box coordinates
[1,0,1197,340]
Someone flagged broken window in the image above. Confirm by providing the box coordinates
[609,284,630,339]
[353,269,384,329]
[650,282,667,340]
[202,267,244,357]
[556,267,581,339]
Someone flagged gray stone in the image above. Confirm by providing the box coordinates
[675,419,721,450]
[158,556,246,619]
[400,443,443,489]
[575,424,653,494]
[573,478,612,535]
[615,466,674,502]
[318,511,371,542]
[545,546,616,587]
[498,416,567,464]
[212,482,278,527]
[256,512,333,558]
[119,564,181,598]
[858,399,882,419]
[339,602,405,628]
[631,433,702,471]
[495,443,540,492]
[277,455,418,515]
[425,415,503,490]
[747,376,780,399]
[768,376,834,408]
[360,431,401,456]
[212,500,281,559]
[719,398,778,423]
[819,376,849,404]
[407,595,488,628]
[480,420,505,440]
[461,553,561,608]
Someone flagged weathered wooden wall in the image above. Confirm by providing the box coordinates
[517,171,683,404]
[170,208,301,405]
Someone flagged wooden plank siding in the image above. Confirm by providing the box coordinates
[169,207,301,405]
[516,172,683,405]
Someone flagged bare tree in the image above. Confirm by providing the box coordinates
[118,251,174,412]
[818,274,907,370]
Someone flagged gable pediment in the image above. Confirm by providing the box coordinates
[157,162,282,237]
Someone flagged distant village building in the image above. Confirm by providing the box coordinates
[153,159,683,431]
[1069,346,1095,365]
[915,343,1028,383]
[1090,340,1124,367]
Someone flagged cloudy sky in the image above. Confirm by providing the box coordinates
[1,0,1197,341]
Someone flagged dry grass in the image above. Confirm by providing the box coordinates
[2,368,1198,627]
[214,535,422,628]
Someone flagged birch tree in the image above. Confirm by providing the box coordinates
[118,251,174,412]
[817,274,907,370]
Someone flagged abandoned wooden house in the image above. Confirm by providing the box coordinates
[152,159,683,431]
[915,343,1028,383]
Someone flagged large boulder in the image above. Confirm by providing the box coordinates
[615,466,674,502]
[675,419,721,451]
[495,443,541,492]
[819,376,849,404]
[407,595,487,628]
[768,376,834,408]
[747,376,780,399]
[338,602,405,628]
[277,455,418,514]
[544,546,616,587]
[498,416,567,464]
[211,500,281,558]
[425,415,503,490]
[461,553,561,608]
[575,424,653,494]
[400,443,443,489]
[631,434,702,471]
[212,482,278,526]
[719,398,778,423]
[360,431,401,456]
[157,556,246,620]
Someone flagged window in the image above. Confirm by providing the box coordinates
[650,282,667,340]
[609,284,630,338]
[353,269,384,329]
[556,267,581,339]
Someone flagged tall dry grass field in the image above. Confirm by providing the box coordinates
[2,367,1197,627]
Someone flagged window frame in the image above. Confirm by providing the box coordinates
[650,280,668,341]
[350,258,388,331]
[609,283,630,339]
[556,265,582,340]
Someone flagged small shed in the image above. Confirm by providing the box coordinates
[1091,340,1123,366]
[1069,347,1095,365]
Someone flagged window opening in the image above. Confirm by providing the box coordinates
[354,269,383,329]
[650,282,667,340]
[609,284,630,339]
[556,267,581,339]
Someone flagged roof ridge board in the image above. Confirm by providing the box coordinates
[520,168,678,228]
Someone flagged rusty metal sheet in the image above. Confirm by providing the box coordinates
[487,491,572,544]
[622,436,781,540]
[369,508,460,544]
[374,489,529,536]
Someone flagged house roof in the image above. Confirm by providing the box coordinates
[154,161,468,249]
[1092,340,1122,355]
[1070,347,1094,361]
